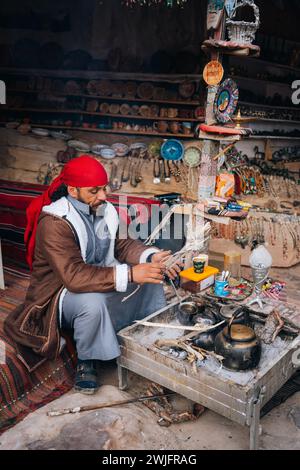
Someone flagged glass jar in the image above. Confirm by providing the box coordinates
[224,251,241,286]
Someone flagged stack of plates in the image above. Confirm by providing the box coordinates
[91,144,109,156]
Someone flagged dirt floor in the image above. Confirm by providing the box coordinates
[0,264,300,450]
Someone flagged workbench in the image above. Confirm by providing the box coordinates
[117,298,300,450]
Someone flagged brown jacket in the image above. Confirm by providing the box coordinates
[4,206,155,371]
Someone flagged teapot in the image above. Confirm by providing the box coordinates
[215,309,261,371]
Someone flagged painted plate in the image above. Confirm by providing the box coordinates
[31,128,49,137]
[161,139,184,161]
[130,142,147,151]
[91,144,109,156]
[214,78,239,124]
[67,140,90,152]
[111,143,129,157]
[50,131,72,140]
[100,147,116,159]
[183,146,202,167]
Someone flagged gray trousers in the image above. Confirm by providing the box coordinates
[61,283,166,361]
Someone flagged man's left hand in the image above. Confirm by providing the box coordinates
[151,250,183,281]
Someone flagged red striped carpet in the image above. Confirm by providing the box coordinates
[0,271,75,435]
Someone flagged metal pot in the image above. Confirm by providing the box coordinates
[215,309,261,371]
[219,305,250,325]
[193,309,222,351]
[177,301,198,326]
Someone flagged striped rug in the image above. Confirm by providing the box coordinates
[0,271,75,434]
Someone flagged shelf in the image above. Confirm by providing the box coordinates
[7,88,201,107]
[0,122,196,139]
[249,135,300,141]
[240,100,300,112]
[235,116,300,125]
[0,67,202,83]
[230,75,291,88]
[244,57,300,75]
[2,107,203,122]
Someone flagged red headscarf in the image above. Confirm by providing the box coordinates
[25,155,108,270]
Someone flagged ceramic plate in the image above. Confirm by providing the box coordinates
[91,144,109,156]
[111,143,129,157]
[130,142,147,151]
[161,139,184,161]
[100,147,116,159]
[50,131,72,140]
[183,146,202,167]
[32,128,49,137]
[67,140,90,152]
[214,78,239,124]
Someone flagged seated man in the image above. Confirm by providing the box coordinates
[4,155,181,394]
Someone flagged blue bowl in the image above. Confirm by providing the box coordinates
[161,139,184,161]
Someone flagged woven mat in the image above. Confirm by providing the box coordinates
[0,271,75,435]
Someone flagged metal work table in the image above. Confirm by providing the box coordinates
[117,299,300,450]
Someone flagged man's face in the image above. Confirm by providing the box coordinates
[68,185,107,210]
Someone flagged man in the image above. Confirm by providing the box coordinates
[4,155,181,394]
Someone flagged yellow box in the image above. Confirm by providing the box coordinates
[179,266,219,282]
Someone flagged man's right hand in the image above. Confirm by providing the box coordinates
[132,262,164,285]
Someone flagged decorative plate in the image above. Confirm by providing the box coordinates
[32,128,49,137]
[214,78,239,124]
[50,131,72,140]
[67,140,90,152]
[91,144,109,156]
[100,147,116,159]
[139,105,151,118]
[130,142,147,151]
[99,102,110,114]
[96,80,112,96]
[161,139,184,161]
[111,143,129,157]
[137,82,154,100]
[183,146,202,167]
[120,103,131,116]
[178,81,195,99]
[86,80,98,95]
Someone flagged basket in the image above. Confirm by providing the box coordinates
[226,0,260,45]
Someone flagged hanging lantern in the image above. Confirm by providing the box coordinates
[122,0,188,7]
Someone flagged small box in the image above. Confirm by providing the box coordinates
[180,266,219,293]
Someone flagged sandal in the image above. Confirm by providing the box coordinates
[74,360,99,395]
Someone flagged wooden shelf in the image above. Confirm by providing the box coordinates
[249,135,300,141]
[2,107,202,122]
[0,122,196,139]
[0,67,202,83]
[240,100,300,112]
[7,88,201,107]
[230,75,291,88]
[235,116,300,125]
[245,57,300,75]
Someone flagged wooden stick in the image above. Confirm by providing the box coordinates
[213,143,235,161]
[47,392,175,417]
[135,319,225,333]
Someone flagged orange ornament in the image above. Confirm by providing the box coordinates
[203,61,224,86]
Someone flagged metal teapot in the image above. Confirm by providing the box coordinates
[193,309,222,351]
[215,309,261,371]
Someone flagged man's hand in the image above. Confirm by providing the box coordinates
[151,250,183,281]
[132,262,164,285]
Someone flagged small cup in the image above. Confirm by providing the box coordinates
[214,277,229,297]
[193,257,205,274]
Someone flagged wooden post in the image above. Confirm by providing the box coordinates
[198,2,226,201]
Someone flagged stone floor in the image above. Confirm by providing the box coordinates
[0,264,299,450]
[0,364,299,450]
